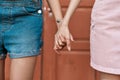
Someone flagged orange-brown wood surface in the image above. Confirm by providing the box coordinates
[42,0,99,80]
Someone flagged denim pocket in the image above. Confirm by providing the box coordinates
[22,6,43,16]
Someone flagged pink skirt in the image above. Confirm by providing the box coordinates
[90,0,120,74]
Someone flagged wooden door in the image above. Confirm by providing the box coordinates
[42,0,99,80]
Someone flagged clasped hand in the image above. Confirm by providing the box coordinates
[54,21,74,52]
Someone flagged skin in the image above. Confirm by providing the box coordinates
[0,56,37,80]
[47,0,63,25]
[54,0,80,51]
[100,72,120,80]
[47,0,63,51]
[51,0,120,79]
[10,57,37,80]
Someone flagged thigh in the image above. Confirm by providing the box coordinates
[10,56,37,80]
[100,72,120,80]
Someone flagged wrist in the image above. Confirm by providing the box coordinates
[62,19,69,27]
[56,19,62,29]
[62,18,70,26]
[56,19,62,24]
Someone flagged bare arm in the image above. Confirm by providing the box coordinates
[63,0,81,25]
[47,0,63,23]
[54,0,81,51]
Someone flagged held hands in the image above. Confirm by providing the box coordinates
[54,20,74,52]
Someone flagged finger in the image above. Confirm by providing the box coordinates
[58,38,66,48]
[54,43,58,52]
[54,38,63,51]
[55,38,64,50]
[58,39,63,46]
[54,34,64,52]
[70,34,74,41]
[54,47,60,54]
[54,43,57,50]
[66,39,71,51]
[56,41,63,50]
[55,34,63,47]
[57,34,66,47]
[54,42,62,54]
[55,39,59,48]
[54,44,63,54]
[59,34,66,42]
[57,36,66,48]
[55,34,61,47]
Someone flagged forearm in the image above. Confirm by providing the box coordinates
[47,0,63,21]
[63,0,81,25]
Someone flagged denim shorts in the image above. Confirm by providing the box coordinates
[0,0,43,59]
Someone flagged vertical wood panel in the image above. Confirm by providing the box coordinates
[56,52,95,80]
[42,0,96,80]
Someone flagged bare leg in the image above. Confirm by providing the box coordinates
[100,72,120,80]
[10,56,37,80]
[0,60,5,80]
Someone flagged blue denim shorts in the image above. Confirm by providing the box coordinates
[0,0,43,59]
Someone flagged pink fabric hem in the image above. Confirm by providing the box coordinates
[91,62,120,75]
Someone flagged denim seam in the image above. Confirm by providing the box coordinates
[8,50,42,58]
[8,49,42,56]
